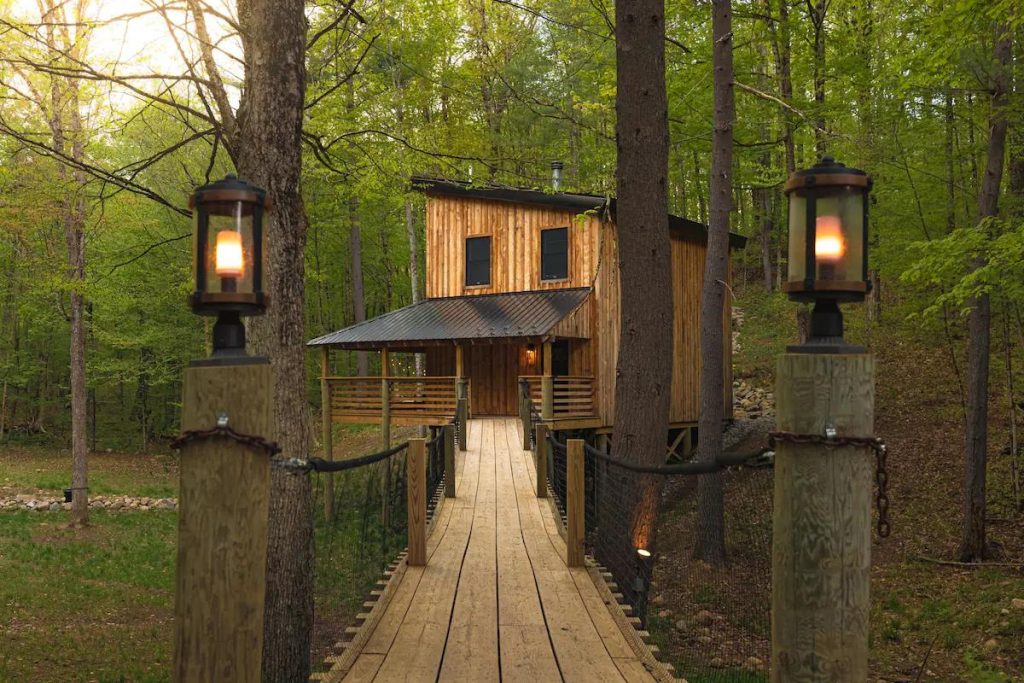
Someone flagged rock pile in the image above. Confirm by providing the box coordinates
[733,379,774,420]
[732,307,745,355]
[0,494,177,512]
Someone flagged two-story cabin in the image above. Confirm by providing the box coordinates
[308,176,745,440]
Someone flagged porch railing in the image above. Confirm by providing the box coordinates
[326,376,461,425]
[519,375,596,421]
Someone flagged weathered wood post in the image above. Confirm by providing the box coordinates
[456,379,468,451]
[535,423,548,498]
[174,361,273,682]
[773,156,877,680]
[444,424,456,498]
[772,353,874,680]
[566,438,585,567]
[407,438,427,566]
[541,376,554,422]
[321,347,335,522]
[541,341,554,421]
[518,378,531,450]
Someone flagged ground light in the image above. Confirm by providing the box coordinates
[782,155,872,353]
[187,174,271,364]
[634,547,653,628]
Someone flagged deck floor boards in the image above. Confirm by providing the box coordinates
[344,419,657,683]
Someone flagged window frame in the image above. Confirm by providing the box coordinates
[464,234,492,287]
[540,226,570,282]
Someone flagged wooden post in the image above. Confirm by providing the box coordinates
[407,438,427,566]
[174,361,272,682]
[541,375,554,421]
[444,424,456,498]
[535,423,548,498]
[566,438,585,567]
[518,379,531,450]
[772,352,874,681]
[321,347,335,523]
[456,377,468,451]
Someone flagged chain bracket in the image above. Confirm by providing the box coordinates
[171,421,281,457]
[768,430,891,538]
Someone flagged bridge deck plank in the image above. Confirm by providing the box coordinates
[341,419,657,683]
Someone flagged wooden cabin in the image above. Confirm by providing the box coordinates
[308,177,746,436]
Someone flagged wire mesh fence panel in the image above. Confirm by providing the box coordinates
[307,446,410,674]
[548,433,773,682]
[649,467,772,681]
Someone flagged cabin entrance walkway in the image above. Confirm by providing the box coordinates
[328,418,661,683]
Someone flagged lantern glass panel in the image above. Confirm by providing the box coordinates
[201,200,256,295]
[787,193,807,284]
[813,187,863,282]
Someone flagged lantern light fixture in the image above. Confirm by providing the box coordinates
[783,156,872,353]
[526,343,538,366]
[188,174,271,364]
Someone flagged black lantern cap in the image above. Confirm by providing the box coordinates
[188,173,271,210]
[784,155,870,194]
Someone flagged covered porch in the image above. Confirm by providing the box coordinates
[308,289,600,429]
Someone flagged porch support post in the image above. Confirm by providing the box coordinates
[321,347,334,523]
[542,341,554,421]
[381,348,391,449]
[541,376,554,422]
[455,344,468,451]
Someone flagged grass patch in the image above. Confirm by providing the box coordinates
[0,447,178,498]
[0,509,177,682]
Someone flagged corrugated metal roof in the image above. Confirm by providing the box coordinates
[308,288,591,349]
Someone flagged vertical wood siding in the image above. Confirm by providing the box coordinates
[423,193,734,426]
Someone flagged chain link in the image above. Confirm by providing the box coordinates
[171,425,282,457]
[768,430,891,538]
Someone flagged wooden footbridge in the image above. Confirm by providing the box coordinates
[318,418,675,683]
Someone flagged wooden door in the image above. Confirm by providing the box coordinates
[468,345,521,415]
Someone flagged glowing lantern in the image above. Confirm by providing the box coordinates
[188,174,271,360]
[783,156,872,353]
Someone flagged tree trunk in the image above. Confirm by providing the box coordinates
[809,0,827,156]
[405,199,424,378]
[347,81,368,376]
[959,22,1011,562]
[349,199,368,375]
[692,0,733,566]
[693,150,708,224]
[233,1,313,679]
[41,0,89,525]
[603,0,672,611]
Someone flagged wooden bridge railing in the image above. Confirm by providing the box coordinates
[519,375,596,421]
[326,376,461,426]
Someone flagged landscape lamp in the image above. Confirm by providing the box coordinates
[782,155,872,353]
[187,174,270,362]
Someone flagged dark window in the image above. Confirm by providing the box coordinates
[465,236,491,286]
[541,227,569,281]
[551,340,570,376]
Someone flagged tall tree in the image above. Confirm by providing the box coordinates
[34,0,91,525]
[960,20,1012,562]
[609,0,672,562]
[214,0,316,677]
[692,0,733,565]
[808,0,828,155]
